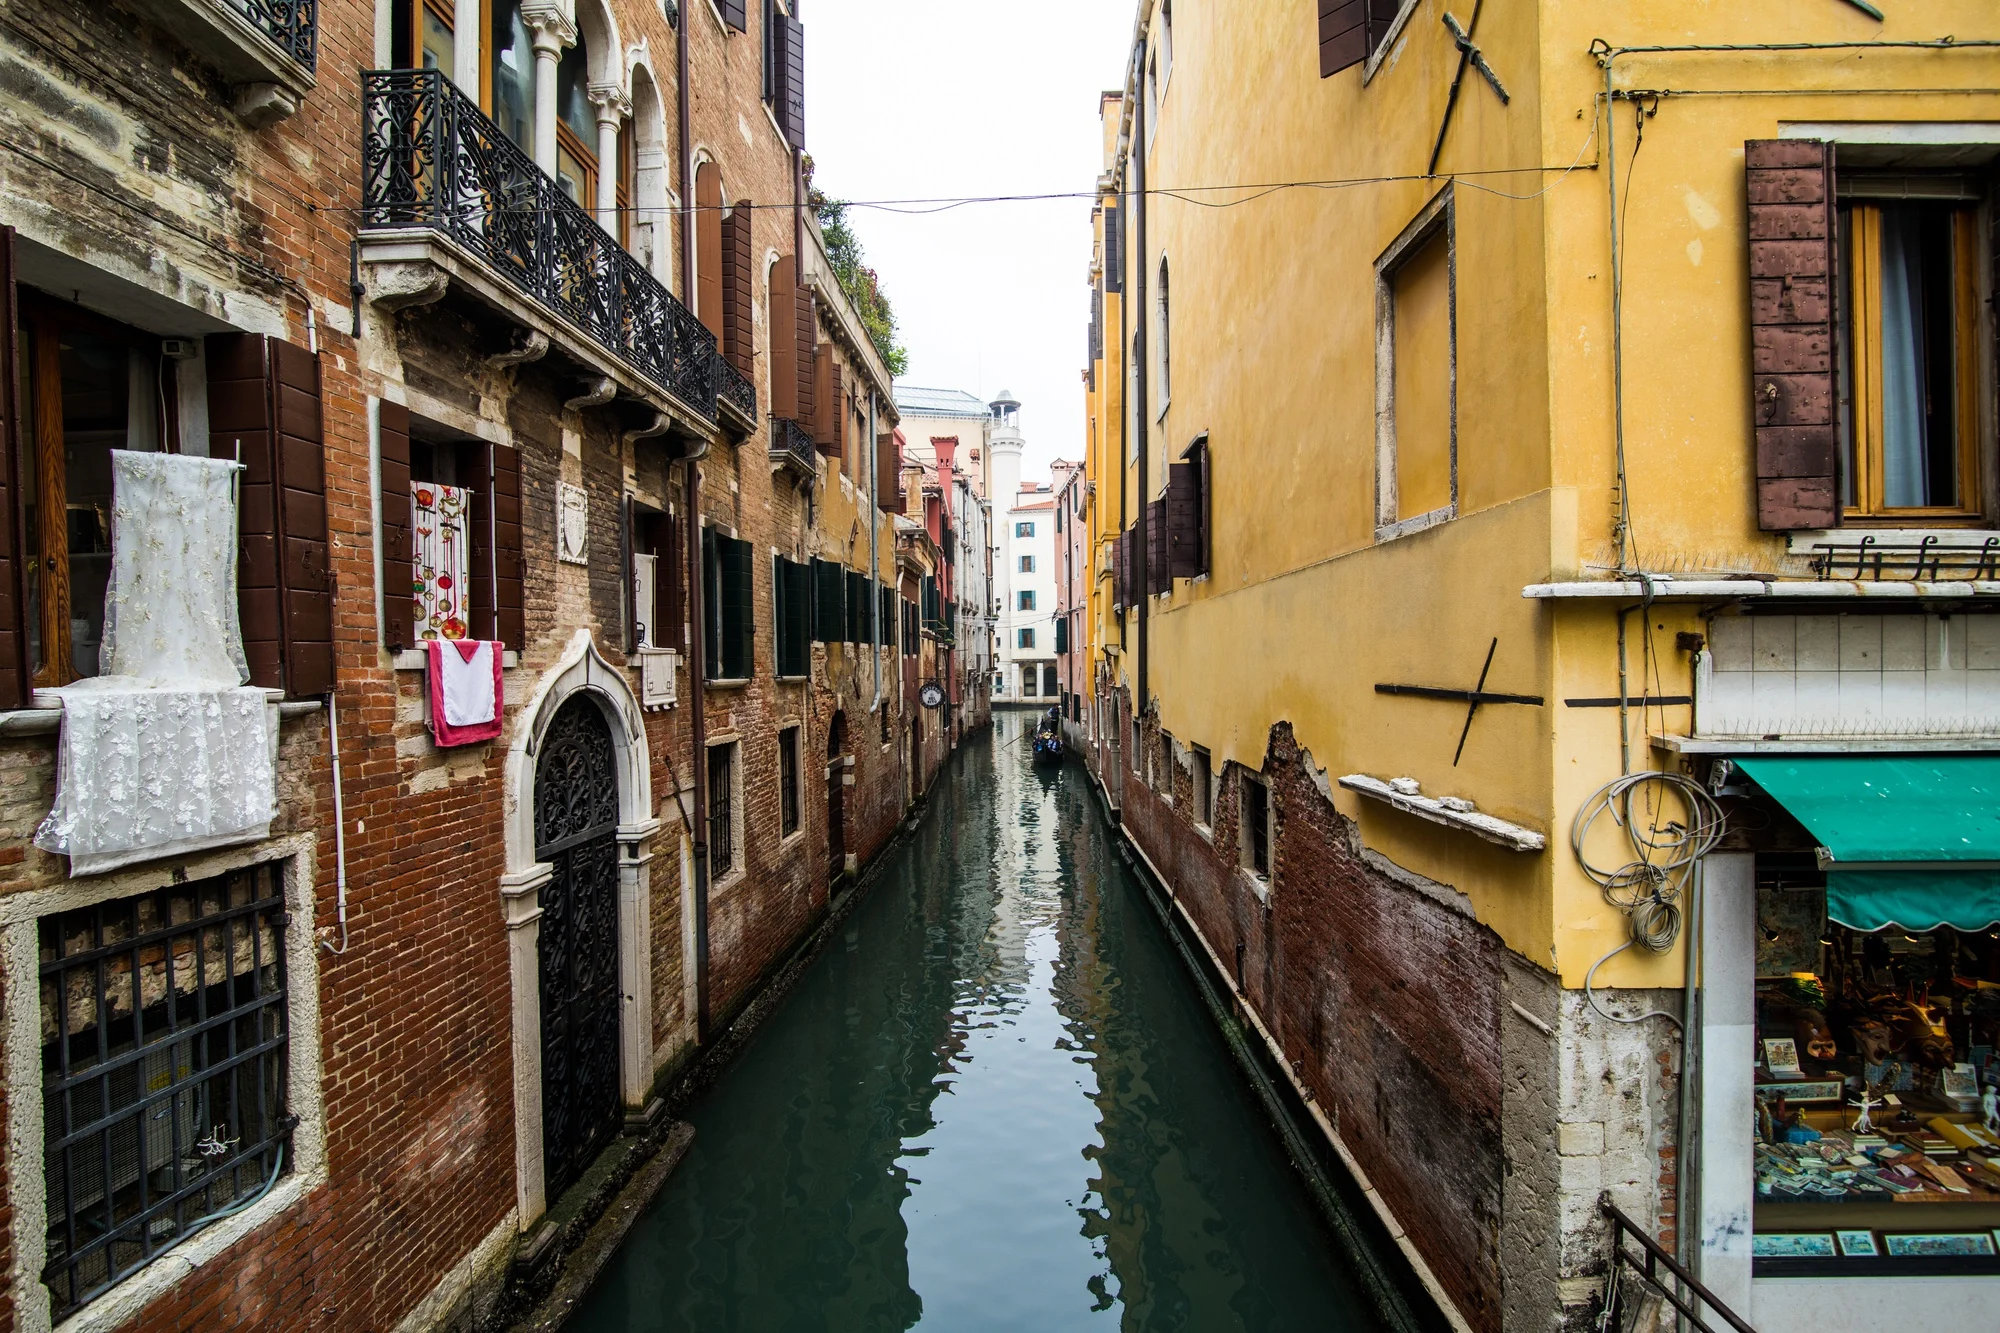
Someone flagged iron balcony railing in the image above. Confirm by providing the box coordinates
[718,356,755,420]
[361,69,742,424]
[1808,533,2000,582]
[238,0,317,69]
[769,415,815,471]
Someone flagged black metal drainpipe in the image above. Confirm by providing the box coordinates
[1133,73,1149,722]
[686,458,710,1044]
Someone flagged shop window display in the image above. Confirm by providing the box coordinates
[1751,853,2000,1272]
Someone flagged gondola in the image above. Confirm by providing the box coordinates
[1030,708,1064,765]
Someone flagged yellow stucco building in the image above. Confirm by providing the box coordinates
[1078,3,2000,1331]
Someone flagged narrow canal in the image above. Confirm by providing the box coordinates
[571,712,1419,1332]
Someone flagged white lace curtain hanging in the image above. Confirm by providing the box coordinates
[36,451,276,876]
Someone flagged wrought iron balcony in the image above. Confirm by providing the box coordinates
[237,0,316,68]
[769,416,816,476]
[718,357,756,422]
[360,69,738,424]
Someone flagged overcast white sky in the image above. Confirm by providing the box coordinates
[808,0,1136,486]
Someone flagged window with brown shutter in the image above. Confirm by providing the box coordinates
[812,344,836,453]
[209,333,331,698]
[379,401,414,649]
[875,431,902,511]
[1747,139,1840,531]
[0,228,28,708]
[719,0,746,32]
[795,282,817,428]
[1166,452,1205,579]
[775,13,806,149]
[769,255,799,420]
[695,162,724,342]
[1145,496,1169,595]
[721,199,755,380]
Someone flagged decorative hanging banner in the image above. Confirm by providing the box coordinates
[413,482,472,641]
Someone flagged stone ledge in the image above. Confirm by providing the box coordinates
[1338,774,1546,852]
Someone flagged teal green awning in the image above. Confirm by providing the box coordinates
[1734,755,2000,933]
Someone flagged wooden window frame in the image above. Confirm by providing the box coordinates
[19,296,184,688]
[1373,184,1457,544]
[556,120,599,213]
[1838,199,1987,524]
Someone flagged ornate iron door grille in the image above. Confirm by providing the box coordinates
[534,698,622,1204]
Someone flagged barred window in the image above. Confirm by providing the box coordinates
[40,865,292,1319]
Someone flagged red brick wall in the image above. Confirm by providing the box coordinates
[1117,708,1506,1333]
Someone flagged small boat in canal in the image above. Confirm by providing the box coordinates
[1030,708,1064,765]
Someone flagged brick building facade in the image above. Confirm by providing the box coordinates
[0,1,966,1330]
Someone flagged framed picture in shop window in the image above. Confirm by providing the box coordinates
[1835,1231,1878,1258]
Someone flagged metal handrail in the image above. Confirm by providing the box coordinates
[1599,1200,1756,1333]
[359,69,722,422]
[236,0,317,69]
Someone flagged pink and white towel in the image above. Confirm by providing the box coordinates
[426,639,504,746]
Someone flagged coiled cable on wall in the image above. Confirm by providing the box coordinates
[1572,771,1726,1025]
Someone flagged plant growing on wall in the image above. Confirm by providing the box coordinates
[804,156,910,377]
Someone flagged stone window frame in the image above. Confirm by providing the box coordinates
[776,723,803,841]
[705,735,746,888]
[1237,767,1273,889]
[1373,183,1458,544]
[1188,743,1214,836]
[0,835,328,1333]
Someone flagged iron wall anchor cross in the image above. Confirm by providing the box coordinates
[1375,637,1544,766]
[1429,3,1512,177]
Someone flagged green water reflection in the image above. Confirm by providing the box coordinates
[569,713,1390,1331]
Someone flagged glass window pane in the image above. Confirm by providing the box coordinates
[489,1,532,150]
[421,6,455,79]
[1877,205,1960,509]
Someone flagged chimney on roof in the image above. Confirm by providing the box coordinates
[931,434,958,475]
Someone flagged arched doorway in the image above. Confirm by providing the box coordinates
[826,711,846,878]
[534,695,622,1203]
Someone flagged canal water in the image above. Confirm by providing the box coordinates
[570,712,1410,1332]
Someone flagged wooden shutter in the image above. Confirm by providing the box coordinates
[722,535,754,678]
[1746,139,1840,531]
[492,442,525,647]
[0,229,28,708]
[812,345,836,452]
[1054,615,1068,654]
[209,333,332,697]
[875,431,902,510]
[1318,1,1367,79]
[721,200,755,380]
[795,283,817,428]
[1166,458,1203,579]
[768,256,795,419]
[811,556,843,643]
[379,401,414,650]
[719,0,746,31]
[1111,529,1125,609]
[1146,498,1169,594]
[777,14,806,149]
[1103,204,1122,294]
[832,365,847,457]
[701,528,720,678]
[846,570,867,643]
[696,163,724,341]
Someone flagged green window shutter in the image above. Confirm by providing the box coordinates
[775,557,811,677]
[721,535,755,679]
[846,570,867,643]
[702,529,722,680]
[1055,616,1069,654]
[812,557,844,643]
[878,584,895,647]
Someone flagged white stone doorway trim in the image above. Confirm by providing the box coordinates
[501,630,661,1228]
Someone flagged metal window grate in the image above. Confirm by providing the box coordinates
[780,730,801,836]
[1242,775,1270,876]
[39,865,292,1319]
[708,745,735,875]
